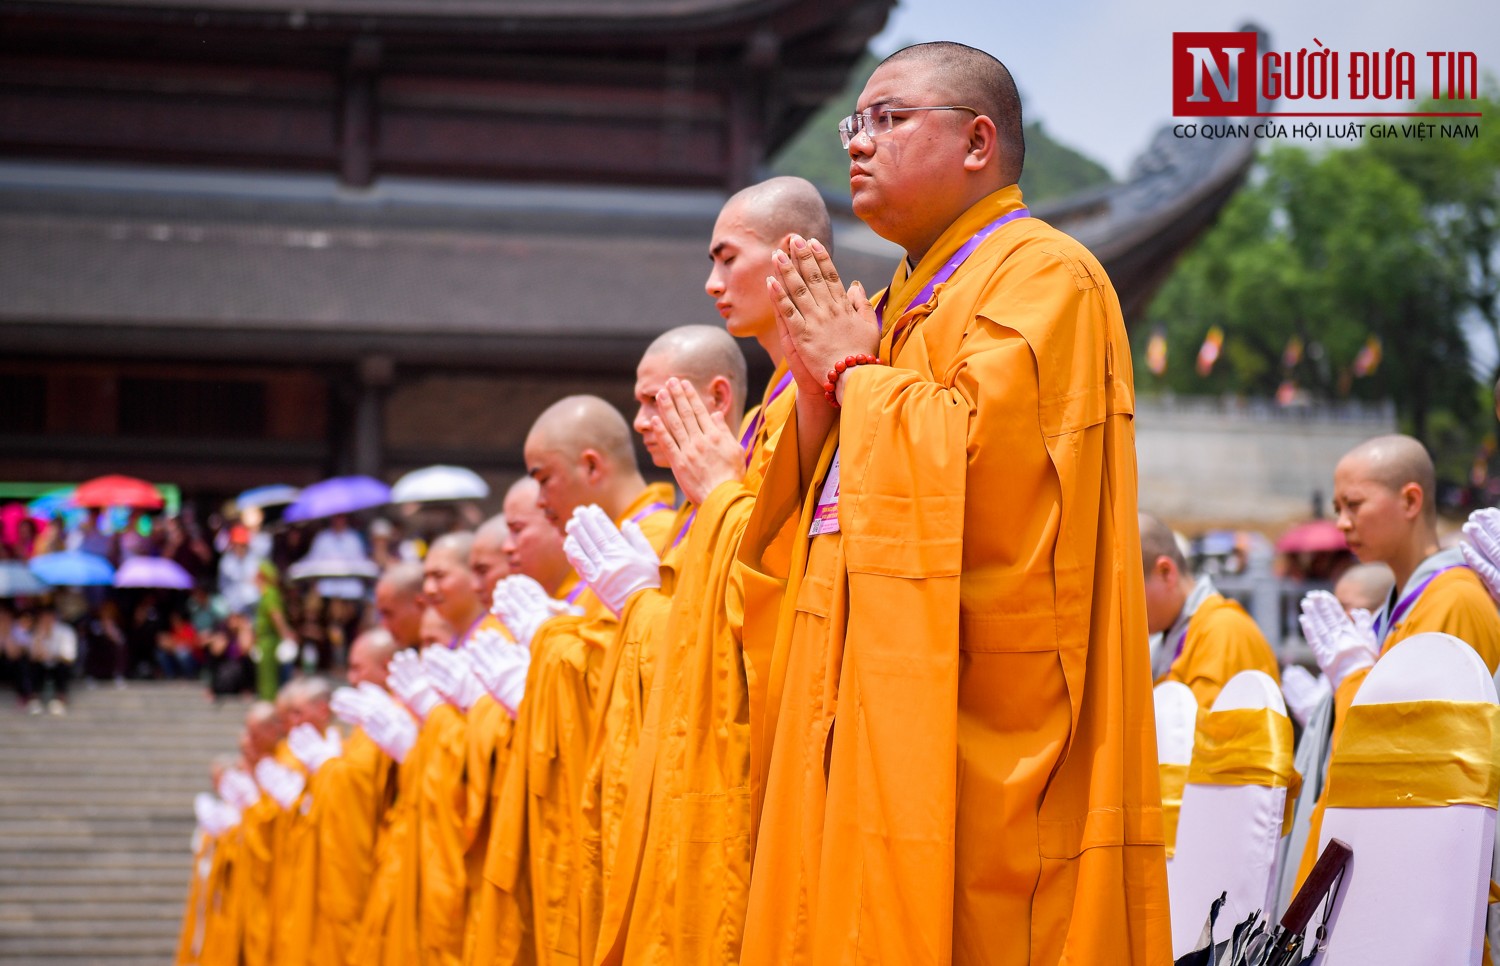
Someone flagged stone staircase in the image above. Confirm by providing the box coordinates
[0,682,245,965]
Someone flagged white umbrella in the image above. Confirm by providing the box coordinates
[390,465,490,504]
[286,558,382,581]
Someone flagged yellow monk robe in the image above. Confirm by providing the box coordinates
[270,757,320,966]
[176,827,219,965]
[233,791,280,966]
[308,725,393,966]
[1159,593,1281,711]
[470,485,676,966]
[463,616,524,963]
[195,822,244,966]
[592,370,794,966]
[1295,556,1500,886]
[737,185,1170,966]
[353,720,430,966]
[416,699,474,966]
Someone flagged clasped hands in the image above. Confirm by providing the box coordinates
[765,234,880,405]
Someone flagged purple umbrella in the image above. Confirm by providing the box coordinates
[282,476,392,523]
[114,556,194,590]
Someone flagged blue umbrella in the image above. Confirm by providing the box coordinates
[282,476,391,523]
[0,560,50,597]
[115,555,194,590]
[28,551,116,587]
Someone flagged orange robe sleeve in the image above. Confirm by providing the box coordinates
[741,186,1170,966]
[176,829,216,965]
[1163,594,1282,711]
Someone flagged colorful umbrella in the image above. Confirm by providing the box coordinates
[0,560,50,597]
[286,557,382,581]
[282,476,391,523]
[26,487,77,520]
[73,475,164,510]
[114,555,195,590]
[236,484,302,511]
[1275,520,1347,554]
[390,465,490,504]
[28,551,116,587]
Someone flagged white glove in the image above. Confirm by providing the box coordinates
[1462,508,1500,602]
[1280,665,1332,729]
[563,505,661,618]
[464,631,531,715]
[219,767,262,812]
[357,681,419,763]
[287,722,343,774]
[491,575,579,647]
[194,793,241,837]
[253,758,306,811]
[331,685,372,728]
[1298,590,1379,690]
[423,646,484,711]
[275,638,299,664]
[389,649,444,720]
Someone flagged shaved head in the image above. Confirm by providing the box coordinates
[1138,513,1187,575]
[527,396,638,470]
[1334,562,1396,614]
[877,42,1024,182]
[471,513,511,600]
[375,560,425,648]
[1337,435,1436,522]
[524,395,645,526]
[242,700,283,763]
[424,531,482,630]
[502,477,572,593]
[292,675,334,731]
[643,325,748,418]
[723,176,833,253]
[348,627,398,688]
[428,532,475,569]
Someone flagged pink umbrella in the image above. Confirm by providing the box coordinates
[1275,520,1347,554]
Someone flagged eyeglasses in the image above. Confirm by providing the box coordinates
[837,103,978,148]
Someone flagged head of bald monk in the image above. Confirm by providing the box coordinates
[706,176,832,357]
[1333,434,1439,580]
[470,513,511,601]
[241,700,283,765]
[1138,513,1193,635]
[423,531,483,631]
[419,607,455,649]
[375,561,425,649]
[523,395,646,528]
[1334,562,1396,615]
[211,753,239,791]
[633,325,749,469]
[347,626,398,688]
[287,675,334,732]
[850,42,1024,260]
[501,478,573,595]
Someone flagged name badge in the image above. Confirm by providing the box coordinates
[809,448,841,536]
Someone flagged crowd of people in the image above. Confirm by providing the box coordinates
[169,43,1500,966]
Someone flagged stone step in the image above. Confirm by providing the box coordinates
[0,818,194,836]
[0,936,179,957]
[0,902,183,924]
[0,836,192,854]
[0,884,186,903]
[4,866,189,886]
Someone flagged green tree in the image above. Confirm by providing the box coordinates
[1137,98,1500,448]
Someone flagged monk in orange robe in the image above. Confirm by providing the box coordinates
[472,396,674,966]
[1139,513,1280,711]
[1293,434,1500,885]
[739,41,1170,965]
[307,629,399,965]
[592,179,825,966]
[226,701,288,966]
[269,676,339,966]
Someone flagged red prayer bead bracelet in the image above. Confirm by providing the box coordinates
[824,353,884,408]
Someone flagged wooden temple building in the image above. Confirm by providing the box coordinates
[0,0,1265,504]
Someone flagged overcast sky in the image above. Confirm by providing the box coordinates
[872,0,1499,178]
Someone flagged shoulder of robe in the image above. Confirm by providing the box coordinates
[1192,594,1273,647]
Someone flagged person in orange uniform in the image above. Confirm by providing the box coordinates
[1140,512,1281,711]
[738,41,1170,965]
[307,628,399,965]
[574,324,749,964]
[1294,434,1500,885]
[592,179,829,965]
[471,396,675,966]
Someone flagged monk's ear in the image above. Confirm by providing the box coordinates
[580,449,603,483]
[708,375,732,416]
[1399,481,1424,520]
[962,114,1000,174]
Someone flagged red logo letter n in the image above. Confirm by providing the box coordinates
[1173,32,1257,117]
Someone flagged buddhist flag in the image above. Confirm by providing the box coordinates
[1195,326,1224,377]
[1282,335,1304,369]
[1146,328,1168,376]
[1352,335,1382,377]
